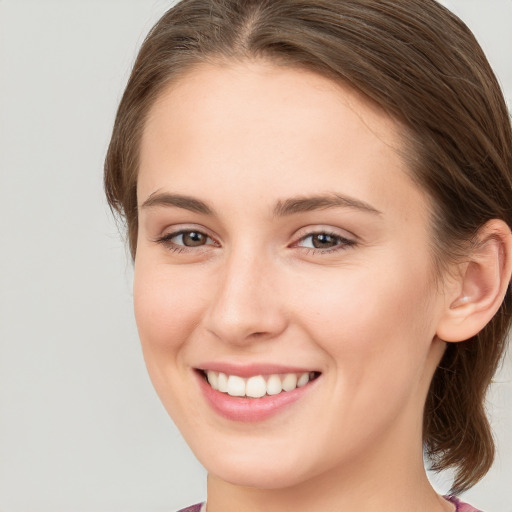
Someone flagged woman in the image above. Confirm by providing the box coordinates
[104,1,512,510]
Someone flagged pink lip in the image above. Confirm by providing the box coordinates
[197,361,316,378]
[194,369,320,423]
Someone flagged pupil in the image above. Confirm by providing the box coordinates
[313,234,336,248]
[184,232,205,246]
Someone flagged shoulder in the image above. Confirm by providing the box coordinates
[175,503,205,512]
[444,495,484,512]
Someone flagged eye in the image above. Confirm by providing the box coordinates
[172,230,210,247]
[295,231,356,253]
[155,229,217,252]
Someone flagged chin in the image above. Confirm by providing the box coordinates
[208,462,310,490]
[194,439,325,490]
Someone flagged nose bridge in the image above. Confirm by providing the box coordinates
[205,243,286,344]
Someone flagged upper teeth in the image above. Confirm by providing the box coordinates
[205,371,315,398]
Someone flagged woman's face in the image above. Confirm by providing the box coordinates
[134,61,449,489]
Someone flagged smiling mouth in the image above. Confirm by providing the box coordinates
[198,369,321,399]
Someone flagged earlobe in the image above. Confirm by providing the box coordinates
[436,219,512,343]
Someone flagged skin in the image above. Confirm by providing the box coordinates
[134,60,460,512]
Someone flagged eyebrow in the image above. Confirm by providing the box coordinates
[273,194,382,217]
[140,191,213,215]
[140,191,381,217]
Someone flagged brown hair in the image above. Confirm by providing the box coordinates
[104,0,512,494]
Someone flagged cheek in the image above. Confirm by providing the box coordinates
[133,259,207,357]
[293,259,438,381]
[289,264,438,451]
[132,258,210,425]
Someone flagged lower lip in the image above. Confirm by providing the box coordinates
[196,371,318,422]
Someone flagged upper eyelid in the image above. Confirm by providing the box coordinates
[292,225,357,242]
[292,233,356,250]
[158,224,216,239]
[158,226,355,238]
[159,228,217,245]
[296,232,352,242]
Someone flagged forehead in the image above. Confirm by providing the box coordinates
[138,60,425,221]
[142,60,403,159]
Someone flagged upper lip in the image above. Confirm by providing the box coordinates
[196,362,320,378]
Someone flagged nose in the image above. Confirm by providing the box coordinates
[203,248,288,346]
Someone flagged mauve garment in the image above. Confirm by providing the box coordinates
[176,496,482,511]
[176,504,203,512]
[444,495,483,511]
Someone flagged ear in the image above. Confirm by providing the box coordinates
[436,219,512,343]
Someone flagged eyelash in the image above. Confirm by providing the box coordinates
[154,229,357,255]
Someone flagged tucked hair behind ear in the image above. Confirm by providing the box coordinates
[105,0,512,494]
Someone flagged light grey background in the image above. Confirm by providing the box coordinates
[0,1,510,511]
